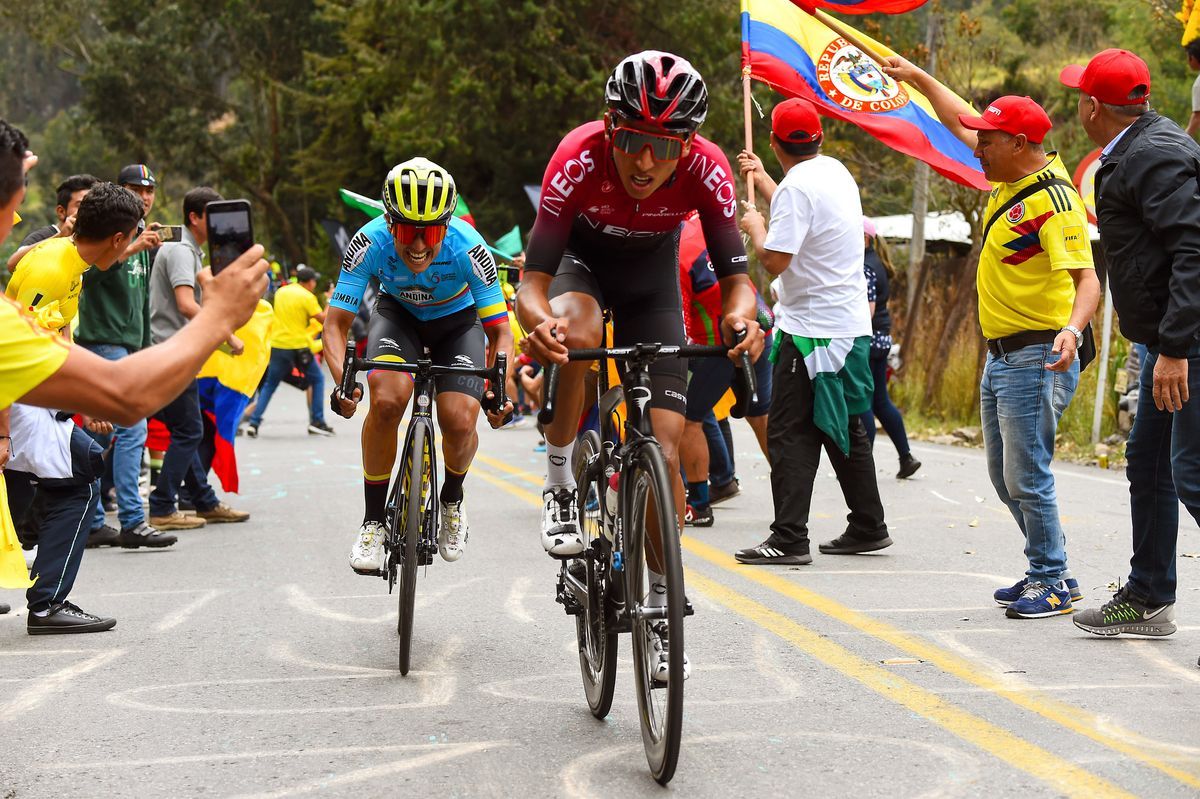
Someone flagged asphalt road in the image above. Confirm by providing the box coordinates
[2,384,1199,798]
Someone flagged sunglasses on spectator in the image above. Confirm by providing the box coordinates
[388,219,448,247]
[611,126,688,162]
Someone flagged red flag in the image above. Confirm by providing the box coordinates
[792,0,928,13]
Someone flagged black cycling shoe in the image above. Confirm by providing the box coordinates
[27,602,116,635]
[118,522,178,549]
[734,541,812,565]
[86,524,121,549]
[897,454,922,479]
[685,504,714,527]
[819,533,893,555]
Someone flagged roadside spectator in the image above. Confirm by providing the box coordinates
[78,164,177,550]
[1061,50,1200,637]
[147,187,250,530]
[5,173,100,271]
[1185,39,1200,138]
[884,58,1100,619]
[859,219,920,479]
[734,97,891,565]
[245,265,333,437]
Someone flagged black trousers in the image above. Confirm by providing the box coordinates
[5,426,104,612]
[767,337,888,549]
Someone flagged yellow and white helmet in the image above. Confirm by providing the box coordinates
[381,157,457,224]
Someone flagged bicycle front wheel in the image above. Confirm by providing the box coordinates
[395,418,433,675]
[573,430,617,719]
[624,442,685,785]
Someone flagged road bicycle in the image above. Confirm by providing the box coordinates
[338,343,509,675]
[539,336,755,784]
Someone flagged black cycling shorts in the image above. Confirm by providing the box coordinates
[366,295,486,400]
[548,233,687,416]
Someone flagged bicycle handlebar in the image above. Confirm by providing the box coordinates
[537,332,757,426]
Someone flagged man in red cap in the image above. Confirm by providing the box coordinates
[884,56,1099,620]
[1061,49,1200,639]
[735,97,892,566]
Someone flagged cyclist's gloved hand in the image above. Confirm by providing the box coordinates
[330,383,363,419]
[722,315,765,364]
[481,389,514,429]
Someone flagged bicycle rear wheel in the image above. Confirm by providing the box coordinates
[395,419,433,675]
[624,442,685,785]
[572,430,617,719]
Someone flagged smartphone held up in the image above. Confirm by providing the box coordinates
[206,199,253,275]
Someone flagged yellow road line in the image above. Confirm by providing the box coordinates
[683,567,1133,798]
[682,536,1200,790]
[470,458,1200,787]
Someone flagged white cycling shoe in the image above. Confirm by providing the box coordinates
[649,621,691,684]
[349,521,386,575]
[439,500,468,562]
[541,486,583,557]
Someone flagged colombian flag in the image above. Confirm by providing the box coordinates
[196,301,274,493]
[743,0,989,190]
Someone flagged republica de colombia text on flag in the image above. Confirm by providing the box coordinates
[743,0,990,190]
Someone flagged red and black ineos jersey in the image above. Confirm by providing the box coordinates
[524,121,749,279]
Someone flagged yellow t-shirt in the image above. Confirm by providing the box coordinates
[5,237,92,333]
[977,153,1094,340]
[0,296,70,410]
[270,283,322,349]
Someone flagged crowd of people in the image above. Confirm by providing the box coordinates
[2,43,1198,676]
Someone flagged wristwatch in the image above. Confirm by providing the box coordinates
[1062,325,1082,344]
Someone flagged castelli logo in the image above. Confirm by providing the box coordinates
[1006,202,1025,224]
[601,181,615,193]
[816,38,910,114]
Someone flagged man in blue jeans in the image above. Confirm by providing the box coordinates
[1062,50,1200,637]
[146,187,249,530]
[77,163,177,548]
[883,58,1100,617]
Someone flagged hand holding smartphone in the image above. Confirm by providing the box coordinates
[154,224,184,243]
[205,200,254,275]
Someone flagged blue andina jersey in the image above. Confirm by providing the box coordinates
[329,215,509,328]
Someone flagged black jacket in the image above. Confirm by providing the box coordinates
[1096,111,1200,358]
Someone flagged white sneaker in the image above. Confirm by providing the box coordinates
[541,487,583,557]
[439,500,468,562]
[649,621,691,683]
[349,521,386,575]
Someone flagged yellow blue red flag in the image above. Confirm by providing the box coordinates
[791,0,927,13]
[743,0,990,190]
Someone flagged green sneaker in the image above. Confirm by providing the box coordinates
[1073,585,1176,637]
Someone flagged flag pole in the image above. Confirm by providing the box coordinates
[812,8,890,66]
[742,64,757,208]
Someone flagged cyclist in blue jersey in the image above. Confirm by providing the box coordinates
[323,158,513,574]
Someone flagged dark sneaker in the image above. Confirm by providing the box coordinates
[1073,585,1176,637]
[1005,581,1074,619]
[819,533,893,555]
[117,522,178,549]
[897,454,922,479]
[685,504,714,527]
[709,478,741,505]
[735,541,812,565]
[308,421,335,436]
[0,602,10,615]
[245,424,259,438]
[27,602,116,635]
[86,524,121,549]
[995,576,1082,607]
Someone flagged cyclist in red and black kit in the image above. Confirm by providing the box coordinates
[517,51,765,563]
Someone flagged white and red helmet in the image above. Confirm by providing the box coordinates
[605,51,709,134]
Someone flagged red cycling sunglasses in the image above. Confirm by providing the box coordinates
[611,126,688,162]
[388,219,448,247]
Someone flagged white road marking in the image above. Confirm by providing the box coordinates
[1128,640,1200,686]
[929,631,1023,689]
[753,634,804,697]
[268,641,395,674]
[0,649,124,720]
[505,575,534,623]
[910,443,1130,487]
[929,490,961,505]
[282,584,395,625]
[229,741,506,799]
[155,589,221,632]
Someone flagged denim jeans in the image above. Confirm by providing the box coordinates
[980,344,1078,584]
[248,347,326,428]
[860,349,911,459]
[82,343,147,531]
[1124,344,1200,605]
[149,380,219,517]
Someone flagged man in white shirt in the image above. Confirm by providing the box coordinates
[734,98,891,565]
